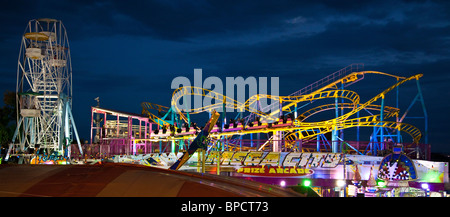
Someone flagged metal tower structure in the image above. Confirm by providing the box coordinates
[7,18,82,160]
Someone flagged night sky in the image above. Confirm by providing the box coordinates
[0,0,449,154]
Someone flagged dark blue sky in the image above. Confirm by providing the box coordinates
[0,0,449,154]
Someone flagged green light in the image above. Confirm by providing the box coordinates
[377,180,386,187]
[303,179,311,187]
[422,170,442,183]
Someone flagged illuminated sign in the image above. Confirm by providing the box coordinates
[377,153,417,181]
[236,165,314,177]
[121,151,448,184]
[205,151,342,168]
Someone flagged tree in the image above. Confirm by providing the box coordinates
[0,90,16,148]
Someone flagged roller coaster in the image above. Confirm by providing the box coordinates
[139,64,427,159]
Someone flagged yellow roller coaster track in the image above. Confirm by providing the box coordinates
[264,74,422,150]
[280,71,406,113]
[291,74,421,129]
[171,71,406,122]
[284,74,422,148]
[154,71,423,151]
[297,103,399,121]
[171,87,362,124]
[141,102,175,128]
[171,86,277,122]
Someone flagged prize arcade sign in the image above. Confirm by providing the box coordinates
[205,151,343,177]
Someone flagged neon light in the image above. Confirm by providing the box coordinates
[422,169,443,183]
[303,180,311,187]
[377,180,386,187]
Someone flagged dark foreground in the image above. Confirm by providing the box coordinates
[0,163,302,197]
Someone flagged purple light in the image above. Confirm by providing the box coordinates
[280,180,286,187]
[43,161,54,165]
[421,183,429,189]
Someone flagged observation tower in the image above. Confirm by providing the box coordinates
[7,18,82,160]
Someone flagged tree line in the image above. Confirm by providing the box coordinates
[0,90,16,149]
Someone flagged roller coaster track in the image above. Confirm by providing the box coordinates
[141,102,173,127]
[293,117,421,143]
[142,102,169,114]
[256,103,399,151]
[171,87,362,123]
[293,74,422,128]
[171,86,278,122]
[171,74,419,124]
[298,103,399,121]
[281,71,405,112]
[147,66,423,152]
[168,86,361,148]
[281,74,423,149]
[170,74,422,143]
[243,69,406,123]
[252,114,422,151]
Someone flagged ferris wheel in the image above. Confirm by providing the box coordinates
[7,18,82,159]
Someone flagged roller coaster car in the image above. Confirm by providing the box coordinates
[180,125,189,133]
[153,129,159,134]
[222,122,244,132]
[224,119,236,129]
[210,124,221,133]
[190,127,198,134]
[153,126,171,137]
[272,118,293,127]
[176,126,198,135]
[246,121,267,130]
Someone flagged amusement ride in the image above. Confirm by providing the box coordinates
[138,64,427,161]
[6,18,82,161]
